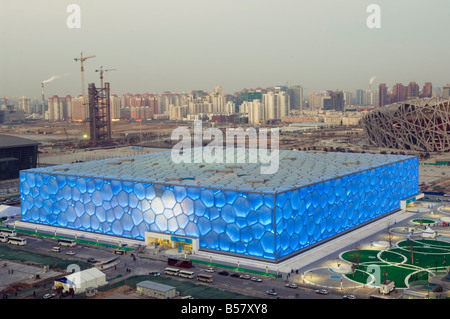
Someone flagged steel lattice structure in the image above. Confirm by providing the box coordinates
[363,97,450,152]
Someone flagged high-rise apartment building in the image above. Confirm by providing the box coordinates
[110,95,122,120]
[308,91,330,110]
[188,102,212,114]
[379,83,388,107]
[287,85,304,110]
[263,91,277,120]
[47,95,71,121]
[262,90,289,120]
[422,82,432,98]
[160,93,182,114]
[308,92,319,109]
[330,90,344,111]
[18,96,31,114]
[356,89,365,106]
[393,83,406,103]
[343,91,352,106]
[224,101,235,114]
[407,82,420,99]
[71,96,86,121]
[248,100,264,125]
[169,105,188,120]
[355,89,376,107]
[277,91,290,118]
[210,86,225,113]
[443,84,450,98]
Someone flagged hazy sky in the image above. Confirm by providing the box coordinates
[1,0,449,99]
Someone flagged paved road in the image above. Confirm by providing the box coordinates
[2,232,341,299]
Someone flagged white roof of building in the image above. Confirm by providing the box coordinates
[26,149,416,194]
[137,280,175,292]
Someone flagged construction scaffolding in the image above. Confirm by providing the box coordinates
[88,82,112,147]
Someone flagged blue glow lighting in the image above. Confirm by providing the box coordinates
[20,150,419,261]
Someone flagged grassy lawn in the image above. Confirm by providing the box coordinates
[341,249,380,264]
[342,240,450,289]
[0,225,133,251]
[0,244,91,271]
[412,219,436,225]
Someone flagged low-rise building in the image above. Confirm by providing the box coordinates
[136,280,177,299]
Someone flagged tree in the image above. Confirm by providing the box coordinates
[350,243,361,277]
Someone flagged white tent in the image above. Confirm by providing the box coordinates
[421,226,436,239]
[55,268,107,294]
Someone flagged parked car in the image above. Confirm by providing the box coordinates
[251,276,262,282]
[205,268,215,273]
[230,273,240,278]
[343,294,356,299]
[266,289,278,296]
[43,293,56,299]
[285,283,298,289]
[240,274,251,280]
[315,289,329,295]
[66,251,75,255]
[87,258,97,263]
[149,271,161,276]
[218,270,229,276]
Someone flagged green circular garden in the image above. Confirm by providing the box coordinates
[412,219,436,225]
[341,239,450,288]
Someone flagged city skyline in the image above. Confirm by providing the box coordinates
[1,0,450,98]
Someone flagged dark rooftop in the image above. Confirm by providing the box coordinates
[0,135,40,149]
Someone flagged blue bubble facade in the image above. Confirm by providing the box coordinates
[20,151,419,262]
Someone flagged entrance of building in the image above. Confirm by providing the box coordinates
[144,232,198,254]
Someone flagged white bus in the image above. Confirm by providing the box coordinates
[8,237,27,246]
[197,274,213,283]
[57,238,77,247]
[0,235,9,243]
[165,267,180,276]
[0,229,17,237]
[179,270,195,279]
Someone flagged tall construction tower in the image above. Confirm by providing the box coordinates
[74,52,96,136]
[88,82,112,147]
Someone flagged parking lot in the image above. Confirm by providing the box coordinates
[0,230,337,299]
[4,197,448,299]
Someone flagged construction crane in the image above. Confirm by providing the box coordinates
[74,52,95,140]
[95,66,116,89]
[74,52,96,99]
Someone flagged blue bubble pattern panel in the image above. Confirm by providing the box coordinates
[274,157,419,259]
[20,157,418,261]
[20,173,277,259]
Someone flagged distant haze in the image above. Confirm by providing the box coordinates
[1,0,449,98]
